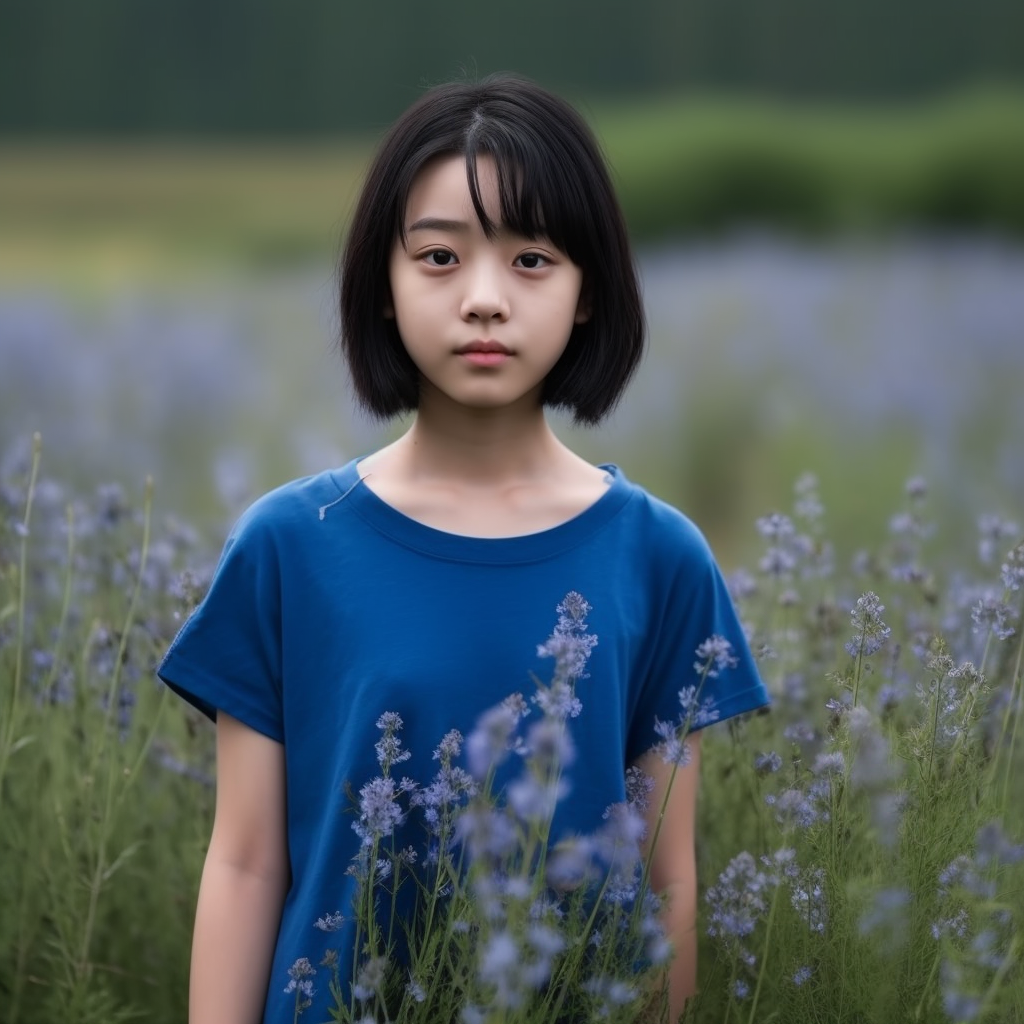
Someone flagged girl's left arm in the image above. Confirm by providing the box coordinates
[636,730,702,1023]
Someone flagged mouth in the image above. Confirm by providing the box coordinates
[456,340,512,367]
[456,340,511,355]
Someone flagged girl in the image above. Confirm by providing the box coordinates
[159,74,769,1024]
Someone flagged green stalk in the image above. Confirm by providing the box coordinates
[999,632,1024,807]
[925,663,949,785]
[8,500,75,1024]
[72,477,153,1003]
[913,947,942,1020]
[974,933,1020,1021]
[0,432,42,813]
[744,881,781,1024]
[39,503,76,701]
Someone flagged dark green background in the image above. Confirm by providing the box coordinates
[3,0,1023,136]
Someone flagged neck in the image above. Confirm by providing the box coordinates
[373,393,574,486]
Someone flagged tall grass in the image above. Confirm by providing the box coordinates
[1,444,1021,1022]
[0,438,212,1023]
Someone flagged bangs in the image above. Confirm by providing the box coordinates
[462,120,590,258]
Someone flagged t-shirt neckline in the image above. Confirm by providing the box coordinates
[327,458,634,564]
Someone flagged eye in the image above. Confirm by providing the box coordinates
[514,252,551,270]
[422,250,458,267]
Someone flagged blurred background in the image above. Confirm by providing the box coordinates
[2,0,1023,559]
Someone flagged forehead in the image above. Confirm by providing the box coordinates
[403,153,500,224]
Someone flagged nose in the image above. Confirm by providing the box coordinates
[460,261,510,323]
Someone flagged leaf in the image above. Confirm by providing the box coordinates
[102,841,144,883]
[10,734,37,755]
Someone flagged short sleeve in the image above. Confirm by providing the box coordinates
[157,509,284,742]
[625,526,769,764]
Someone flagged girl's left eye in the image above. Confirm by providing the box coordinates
[514,253,550,270]
[423,250,458,267]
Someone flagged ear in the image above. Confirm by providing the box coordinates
[574,289,591,325]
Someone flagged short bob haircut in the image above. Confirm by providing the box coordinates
[339,74,645,426]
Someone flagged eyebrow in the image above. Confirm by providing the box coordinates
[407,217,471,233]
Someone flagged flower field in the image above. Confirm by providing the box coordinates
[2,235,1023,1022]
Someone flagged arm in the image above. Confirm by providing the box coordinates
[190,712,289,1024]
[636,730,702,1023]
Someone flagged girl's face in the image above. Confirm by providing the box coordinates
[387,154,588,417]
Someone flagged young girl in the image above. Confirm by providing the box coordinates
[159,74,769,1024]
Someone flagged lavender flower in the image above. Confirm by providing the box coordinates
[546,837,595,892]
[352,956,388,1002]
[1001,543,1024,591]
[478,931,526,1009]
[284,957,316,1011]
[465,703,522,779]
[694,635,739,679]
[757,512,795,541]
[706,852,772,941]
[859,887,911,944]
[352,776,406,846]
[970,590,1017,641]
[313,911,344,932]
[653,719,691,767]
[374,711,411,774]
[531,680,582,721]
[454,805,518,862]
[411,730,477,837]
[977,514,1019,565]
[508,773,568,823]
[791,868,828,934]
[753,753,782,774]
[594,802,647,878]
[845,592,891,657]
[537,590,598,683]
[624,765,655,811]
[769,788,823,829]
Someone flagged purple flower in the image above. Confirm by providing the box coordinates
[284,957,316,1009]
[706,852,771,941]
[1001,543,1024,591]
[624,765,655,811]
[971,590,1017,640]
[313,911,344,932]
[754,751,782,775]
[653,718,691,766]
[845,592,891,657]
[352,776,406,846]
[537,591,598,683]
[374,712,411,773]
[466,704,521,779]
[791,868,828,933]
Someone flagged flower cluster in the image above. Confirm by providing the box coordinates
[299,596,732,1023]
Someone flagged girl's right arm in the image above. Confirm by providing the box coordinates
[190,711,289,1024]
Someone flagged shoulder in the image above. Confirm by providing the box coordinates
[610,468,717,570]
[224,462,359,550]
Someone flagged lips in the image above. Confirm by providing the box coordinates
[456,340,511,355]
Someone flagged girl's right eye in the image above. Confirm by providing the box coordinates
[423,250,458,267]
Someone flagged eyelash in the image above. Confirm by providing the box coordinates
[420,250,551,269]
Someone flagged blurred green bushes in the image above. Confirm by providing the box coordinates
[2,90,1023,282]
[599,89,1024,237]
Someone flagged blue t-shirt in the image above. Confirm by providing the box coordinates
[158,459,769,1022]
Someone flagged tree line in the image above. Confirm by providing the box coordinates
[3,0,1022,135]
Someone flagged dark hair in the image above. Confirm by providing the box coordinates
[339,74,645,426]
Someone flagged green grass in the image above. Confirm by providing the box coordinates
[2,435,1021,1023]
